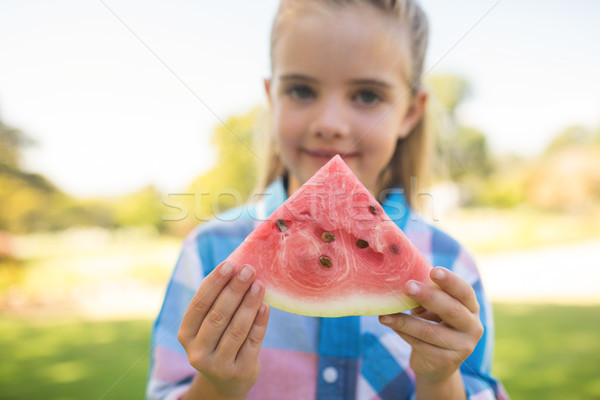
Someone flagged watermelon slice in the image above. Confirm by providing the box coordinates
[226,155,433,317]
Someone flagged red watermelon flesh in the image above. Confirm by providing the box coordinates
[225,154,433,317]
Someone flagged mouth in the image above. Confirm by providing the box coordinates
[303,148,359,160]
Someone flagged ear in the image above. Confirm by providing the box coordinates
[264,77,273,107]
[398,89,428,139]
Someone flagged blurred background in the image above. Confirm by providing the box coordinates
[1,1,599,399]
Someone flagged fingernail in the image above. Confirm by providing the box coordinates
[380,315,392,324]
[250,281,261,295]
[406,281,420,296]
[259,303,267,314]
[433,268,445,280]
[220,262,233,276]
[239,265,254,281]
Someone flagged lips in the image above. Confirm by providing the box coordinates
[303,148,359,159]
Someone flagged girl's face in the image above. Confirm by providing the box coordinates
[265,3,427,195]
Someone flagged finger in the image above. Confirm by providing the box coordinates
[215,279,265,361]
[394,330,464,367]
[404,280,476,332]
[179,261,236,345]
[430,267,480,314]
[236,302,270,366]
[394,329,431,350]
[411,306,442,323]
[195,265,256,352]
[380,313,459,350]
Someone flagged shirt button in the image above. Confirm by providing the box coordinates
[322,366,338,383]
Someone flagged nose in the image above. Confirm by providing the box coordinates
[310,95,351,140]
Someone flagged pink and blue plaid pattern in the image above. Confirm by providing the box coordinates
[146,179,509,400]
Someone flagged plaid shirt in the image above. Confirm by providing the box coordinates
[147,179,509,400]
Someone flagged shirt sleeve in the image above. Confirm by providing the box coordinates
[146,233,204,400]
[452,247,510,400]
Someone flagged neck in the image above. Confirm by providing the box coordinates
[286,173,302,197]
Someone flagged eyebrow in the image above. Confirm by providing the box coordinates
[279,74,392,89]
[348,79,393,89]
[279,74,318,83]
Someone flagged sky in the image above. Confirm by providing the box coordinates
[1,0,599,197]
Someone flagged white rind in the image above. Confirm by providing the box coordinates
[264,288,421,317]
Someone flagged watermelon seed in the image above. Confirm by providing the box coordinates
[369,205,378,215]
[275,219,288,232]
[356,239,369,248]
[319,256,333,268]
[321,232,335,242]
[389,243,399,254]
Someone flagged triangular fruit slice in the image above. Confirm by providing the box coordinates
[226,154,433,317]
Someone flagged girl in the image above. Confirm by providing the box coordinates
[147,1,508,399]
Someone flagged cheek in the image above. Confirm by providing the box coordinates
[360,117,400,152]
[273,107,304,146]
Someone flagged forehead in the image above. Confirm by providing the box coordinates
[272,3,410,82]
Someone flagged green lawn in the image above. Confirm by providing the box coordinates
[493,303,600,399]
[0,316,153,400]
[1,304,600,400]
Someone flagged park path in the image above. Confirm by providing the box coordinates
[476,239,600,304]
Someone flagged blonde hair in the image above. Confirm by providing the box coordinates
[257,0,430,207]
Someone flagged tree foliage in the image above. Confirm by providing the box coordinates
[0,122,61,233]
[426,74,492,185]
[544,125,600,154]
[112,185,165,231]
[187,107,262,220]
[427,74,471,118]
[0,122,34,169]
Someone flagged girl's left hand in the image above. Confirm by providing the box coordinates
[379,267,484,384]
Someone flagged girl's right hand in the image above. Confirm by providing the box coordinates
[178,261,270,399]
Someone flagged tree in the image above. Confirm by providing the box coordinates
[169,107,263,232]
[427,74,471,119]
[0,121,34,169]
[113,185,166,231]
[544,125,598,154]
[0,121,60,232]
[426,74,492,183]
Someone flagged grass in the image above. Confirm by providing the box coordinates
[2,304,600,400]
[0,315,153,400]
[493,303,600,399]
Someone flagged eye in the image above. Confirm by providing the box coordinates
[286,84,315,101]
[355,89,381,105]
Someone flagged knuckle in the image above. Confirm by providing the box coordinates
[472,299,481,314]
[420,286,434,303]
[177,330,187,347]
[473,320,484,340]
[394,314,408,331]
[245,333,262,349]
[188,349,209,370]
[463,288,479,310]
[190,293,212,312]
[207,307,228,328]
[227,325,247,342]
[420,324,437,343]
[447,301,463,320]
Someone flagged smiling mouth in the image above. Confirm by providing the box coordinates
[303,148,359,159]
